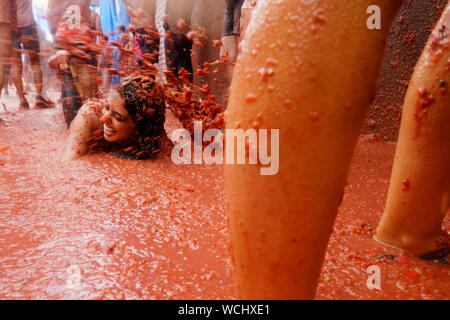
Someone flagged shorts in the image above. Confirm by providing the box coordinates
[222,0,244,37]
[13,23,40,52]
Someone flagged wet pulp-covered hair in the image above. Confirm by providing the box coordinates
[114,76,166,160]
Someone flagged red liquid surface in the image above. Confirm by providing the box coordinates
[0,95,448,299]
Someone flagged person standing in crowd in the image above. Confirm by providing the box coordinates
[220,0,243,83]
[98,37,114,95]
[58,1,103,100]
[1,64,12,97]
[164,0,195,83]
[117,25,132,77]
[86,5,103,97]
[164,17,194,83]
[220,0,259,84]
[0,1,15,107]
[126,1,160,67]
[48,0,103,125]
[49,0,103,100]
[12,0,55,109]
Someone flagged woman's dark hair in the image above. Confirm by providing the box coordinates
[114,76,166,160]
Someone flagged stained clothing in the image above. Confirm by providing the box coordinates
[11,0,39,52]
[55,5,103,102]
[47,0,92,34]
[13,23,40,52]
[222,0,244,36]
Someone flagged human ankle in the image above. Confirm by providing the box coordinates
[375,228,446,256]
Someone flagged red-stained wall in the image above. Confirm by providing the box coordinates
[363,0,447,141]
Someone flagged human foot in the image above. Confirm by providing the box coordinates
[35,96,55,109]
[20,101,30,110]
[374,229,449,259]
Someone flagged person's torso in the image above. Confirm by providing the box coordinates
[16,0,35,28]
[60,4,97,31]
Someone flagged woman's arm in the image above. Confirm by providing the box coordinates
[63,104,95,161]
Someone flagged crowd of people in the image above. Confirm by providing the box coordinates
[0,0,254,145]
[0,0,55,109]
[0,0,448,300]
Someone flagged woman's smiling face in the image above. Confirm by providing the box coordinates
[100,90,137,142]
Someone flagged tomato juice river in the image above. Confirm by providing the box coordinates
[0,94,448,299]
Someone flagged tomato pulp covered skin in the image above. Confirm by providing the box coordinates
[376,3,450,257]
[225,0,404,299]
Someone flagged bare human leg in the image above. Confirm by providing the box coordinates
[11,47,29,109]
[30,50,55,109]
[0,23,12,103]
[225,0,403,299]
[375,3,450,258]
[220,34,239,84]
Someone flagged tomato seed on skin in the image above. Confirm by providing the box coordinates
[245,93,257,103]
[402,178,410,191]
[308,111,319,121]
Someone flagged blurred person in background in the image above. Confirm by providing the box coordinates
[0,1,15,106]
[48,0,103,124]
[126,0,160,66]
[164,16,193,83]
[220,0,243,83]
[12,0,55,109]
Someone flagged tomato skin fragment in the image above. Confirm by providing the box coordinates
[402,178,410,191]
[245,93,257,103]
[0,145,11,153]
[395,256,409,266]
[403,270,419,281]
[212,40,223,47]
